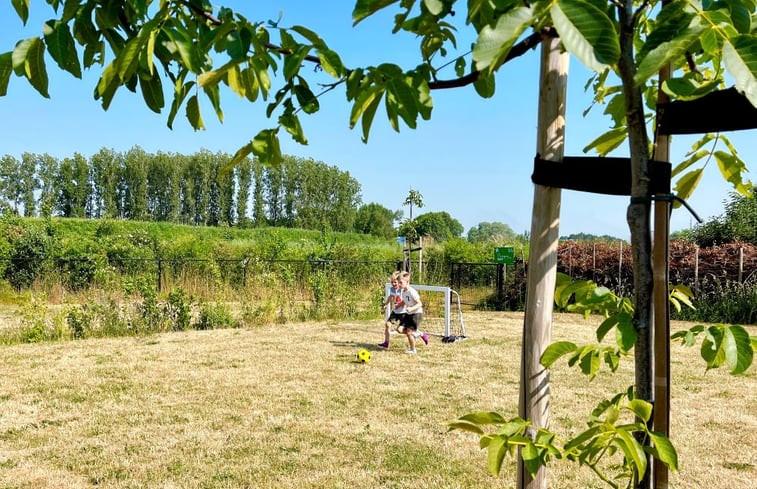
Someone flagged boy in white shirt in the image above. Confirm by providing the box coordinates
[396,271,426,354]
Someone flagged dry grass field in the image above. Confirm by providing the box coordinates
[0,312,755,489]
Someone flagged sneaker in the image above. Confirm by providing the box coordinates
[421,333,429,345]
[378,341,389,349]
[405,349,417,355]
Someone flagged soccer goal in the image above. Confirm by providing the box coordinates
[385,283,467,342]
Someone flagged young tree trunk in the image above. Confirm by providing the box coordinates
[617,2,654,488]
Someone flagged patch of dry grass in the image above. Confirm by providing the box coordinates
[0,312,755,488]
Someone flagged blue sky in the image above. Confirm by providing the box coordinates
[1,1,754,240]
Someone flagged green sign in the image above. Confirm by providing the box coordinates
[494,246,515,265]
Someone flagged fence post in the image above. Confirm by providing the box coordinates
[618,241,623,289]
[739,246,744,283]
[242,257,249,287]
[156,258,163,292]
[496,263,505,306]
[694,245,699,285]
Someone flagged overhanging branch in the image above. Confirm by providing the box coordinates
[182,1,555,91]
[428,28,555,89]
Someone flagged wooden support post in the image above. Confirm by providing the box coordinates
[652,26,672,487]
[518,35,567,489]
[652,110,671,489]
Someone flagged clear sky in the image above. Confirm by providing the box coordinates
[1,1,754,240]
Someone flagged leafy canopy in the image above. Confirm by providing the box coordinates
[3,0,754,200]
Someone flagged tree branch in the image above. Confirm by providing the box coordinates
[181,1,555,91]
[428,28,556,89]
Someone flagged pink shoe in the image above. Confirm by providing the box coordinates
[421,333,429,345]
[378,341,389,349]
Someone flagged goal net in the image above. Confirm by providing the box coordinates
[385,283,466,342]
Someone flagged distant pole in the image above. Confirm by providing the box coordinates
[518,35,568,489]
[419,236,423,282]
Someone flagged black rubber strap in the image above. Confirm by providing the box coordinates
[531,155,671,196]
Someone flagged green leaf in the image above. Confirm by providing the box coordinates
[445,420,484,435]
[604,350,620,372]
[251,128,282,165]
[578,348,600,377]
[229,141,254,168]
[42,20,82,79]
[625,399,652,422]
[473,6,533,73]
[61,0,80,23]
[615,426,647,478]
[723,35,757,107]
[186,94,205,130]
[13,37,49,98]
[670,148,709,178]
[252,58,271,99]
[139,72,164,113]
[540,341,577,368]
[564,425,603,452]
[349,85,384,131]
[722,325,754,374]
[198,63,232,88]
[95,61,120,110]
[714,150,751,195]
[662,77,722,101]
[0,52,11,96]
[239,65,259,102]
[387,78,419,128]
[473,73,495,98]
[167,27,201,73]
[11,0,29,25]
[635,9,704,85]
[521,442,543,475]
[459,411,508,425]
[279,111,307,144]
[353,0,399,26]
[701,326,726,369]
[317,48,344,78]
[551,0,619,72]
[648,431,678,472]
[283,45,311,81]
[226,28,251,61]
[360,88,382,143]
[615,314,637,352]
[724,0,751,33]
[423,0,444,16]
[292,83,319,114]
[167,76,192,129]
[674,168,703,203]
[582,126,626,156]
[486,436,508,476]
[596,315,620,343]
[203,83,223,122]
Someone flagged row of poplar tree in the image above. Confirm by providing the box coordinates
[0,147,362,231]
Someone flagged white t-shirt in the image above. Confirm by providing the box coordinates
[389,286,405,313]
[400,286,423,314]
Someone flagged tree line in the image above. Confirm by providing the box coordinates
[0,147,362,232]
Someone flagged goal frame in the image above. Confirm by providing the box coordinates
[384,283,466,340]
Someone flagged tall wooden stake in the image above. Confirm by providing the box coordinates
[652,39,672,489]
[517,35,568,489]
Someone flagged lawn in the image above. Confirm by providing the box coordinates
[0,312,755,488]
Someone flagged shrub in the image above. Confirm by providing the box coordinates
[195,302,239,330]
[4,225,55,289]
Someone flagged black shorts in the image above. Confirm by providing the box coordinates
[398,312,423,331]
[387,311,403,323]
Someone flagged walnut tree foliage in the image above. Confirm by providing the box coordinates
[3,1,757,488]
